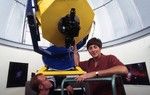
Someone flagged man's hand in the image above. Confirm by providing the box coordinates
[66,85,74,95]
[75,72,96,82]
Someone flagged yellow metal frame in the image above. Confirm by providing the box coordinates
[36,66,85,76]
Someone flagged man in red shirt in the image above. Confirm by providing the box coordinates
[72,37,128,95]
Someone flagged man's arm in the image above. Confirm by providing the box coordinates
[73,45,80,66]
[96,65,128,77]
[75,65,128,81]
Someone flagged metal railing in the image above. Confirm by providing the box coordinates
[61,74,120,95]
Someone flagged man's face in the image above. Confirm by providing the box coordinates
[37,75,52,90]
[88,44,101,58]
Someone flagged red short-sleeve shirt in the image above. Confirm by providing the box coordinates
[79,54,125,95]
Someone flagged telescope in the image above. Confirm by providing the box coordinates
[26,0,94,75]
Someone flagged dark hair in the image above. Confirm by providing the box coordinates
[30,73,43,93]
[86,37,102,49]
